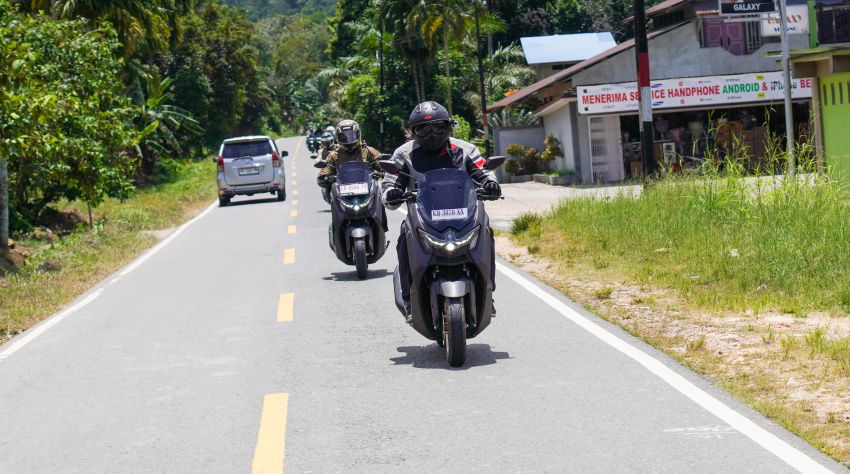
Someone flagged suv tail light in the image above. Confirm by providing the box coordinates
[216,156,224,172]
[272,151,281,168]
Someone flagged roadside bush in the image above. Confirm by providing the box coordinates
[0,4,135,226]
[505,143,540,175]
[511,212,542,236]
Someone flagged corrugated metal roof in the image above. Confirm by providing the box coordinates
[519,33,617,65]
[489,23,687,110]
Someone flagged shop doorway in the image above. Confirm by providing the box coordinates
[588,115,624,182]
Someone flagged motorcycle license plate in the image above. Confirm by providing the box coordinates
[338,183,369,196]
[431,208,468,221]
[238,167,260,176]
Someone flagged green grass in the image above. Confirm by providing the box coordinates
[513,170,850,315]
[0,159,216,341]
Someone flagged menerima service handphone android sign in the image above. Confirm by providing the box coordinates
[719,0,776,15]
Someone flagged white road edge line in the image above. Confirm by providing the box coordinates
[495,262,831,474]
[0,200,218,363]
[0,288,104,362]
[395,207,830,473]
[119,201,217,276]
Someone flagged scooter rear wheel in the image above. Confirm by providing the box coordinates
[354,238,368,279]
[444,298,466,367]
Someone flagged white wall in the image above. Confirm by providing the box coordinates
[540,101,577,173]
[572,21,810,87]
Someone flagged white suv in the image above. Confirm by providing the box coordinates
[216,135,287,206]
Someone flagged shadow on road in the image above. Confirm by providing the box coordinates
[323,269,392,281]
[222,197,279,207]
[390,344,511,370]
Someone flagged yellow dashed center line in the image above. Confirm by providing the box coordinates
[292,190,298,196]
[287,225,296,234]
[283,248,295,265]
[276,293,294,322]
[292,200,298,206]
[290,210,298,218]
[292,180,297,186]
[252,393,289,473]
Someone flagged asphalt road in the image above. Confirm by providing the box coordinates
[0,137,844,473]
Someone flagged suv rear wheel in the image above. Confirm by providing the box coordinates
[276,188,286,201]
[219,197,230,207]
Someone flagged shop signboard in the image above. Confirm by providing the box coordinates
[578,71,813,115]
[760,4,808,36]
[719,0,776,15]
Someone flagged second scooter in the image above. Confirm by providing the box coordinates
[315,160,387,279]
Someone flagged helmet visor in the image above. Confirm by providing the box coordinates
[413,121,451,138]
[337,128,360,145]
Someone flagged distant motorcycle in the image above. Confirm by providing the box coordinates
[315,160,387,279]
[307,136,321,157]
[379,156,505,367]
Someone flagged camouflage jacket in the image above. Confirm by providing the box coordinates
[317,145,382,183]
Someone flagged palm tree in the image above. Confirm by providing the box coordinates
[379,0,433,102]
[416,0,472,115]
[463,43,536,122]
[27,0,174,58]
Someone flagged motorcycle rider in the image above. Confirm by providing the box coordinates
[382,101,501,320]
[317,119,388,230]
[317,119,383,181]
[319,131,336,159]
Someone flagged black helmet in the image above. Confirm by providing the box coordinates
[409,101,453,152]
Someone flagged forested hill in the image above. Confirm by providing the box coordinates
[220,0,335,19]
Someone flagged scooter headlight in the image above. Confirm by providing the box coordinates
[417,226,480,255]
[338,194,373,212]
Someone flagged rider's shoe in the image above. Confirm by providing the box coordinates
[403,300,413,324]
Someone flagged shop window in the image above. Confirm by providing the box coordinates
[699,17,762,55]
[817,5,850,45]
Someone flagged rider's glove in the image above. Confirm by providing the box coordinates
[317,176,333,188]
[385,188,405,204]
[483,181,501,198]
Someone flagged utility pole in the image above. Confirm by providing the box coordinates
[0,155,8,256]
[633,0,655,176]
[474,0,490,157]
[778,0,796,175]
[379,18,386,150]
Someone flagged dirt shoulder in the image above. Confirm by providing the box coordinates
[496,234,850,466]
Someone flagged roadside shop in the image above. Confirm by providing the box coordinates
[579,72,813,180]
[490,0,814,183]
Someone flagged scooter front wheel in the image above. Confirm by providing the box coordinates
[444,297,466,367]
[354,238,368,279]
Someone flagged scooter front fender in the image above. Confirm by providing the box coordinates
[348,226,369,239]
[436,279,469,298]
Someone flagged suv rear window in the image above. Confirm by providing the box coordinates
[222,140,273,158]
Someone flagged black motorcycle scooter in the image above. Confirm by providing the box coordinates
[307,136,321,158]
[315,160,387,279]
[379,156,505,367]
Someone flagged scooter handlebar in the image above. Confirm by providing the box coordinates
[475,189,503,201]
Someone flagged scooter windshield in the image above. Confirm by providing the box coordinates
[417,168,476,232]
[336,161,372,196]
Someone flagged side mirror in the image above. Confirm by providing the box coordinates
[485,156,506,171]
[378,159,399,174]
[313,160,327,169]
[281,150,289,157]
[212,156,219,162]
